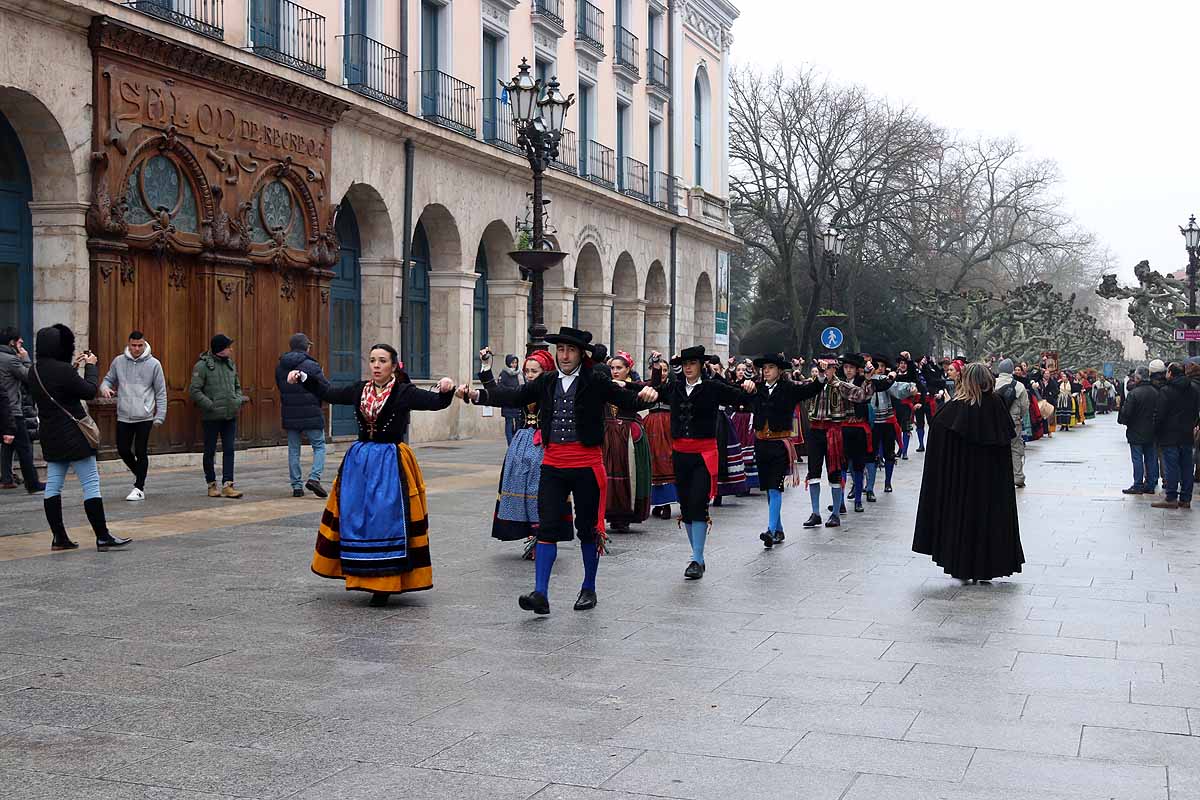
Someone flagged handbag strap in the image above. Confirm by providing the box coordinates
[32,364,83,422]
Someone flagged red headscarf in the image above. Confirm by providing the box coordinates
[612,350,633,367]
[526,350,555,374]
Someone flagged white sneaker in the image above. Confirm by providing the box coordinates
[125,488,145,502]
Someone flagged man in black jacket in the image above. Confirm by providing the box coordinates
[1118,367,1159,495]
[275,333,330,498]
[462,327,658,614]
[1152,363,1199,509]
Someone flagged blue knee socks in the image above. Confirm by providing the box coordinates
[767,489,783,532]
[902,432,910,455]
[580,540,599,591]
[830,486,844,518]
[808,483,821,515]
[689,520,708,564]
[885,461,895,485]
[866,462,877,493]
[850,469,864,503]
[534,542,557,596]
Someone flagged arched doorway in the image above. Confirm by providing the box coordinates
[694,271,715,349]
[330,203,363,435]
[406,222,431,378]
[0,111,32,344]
[473,241,488,373]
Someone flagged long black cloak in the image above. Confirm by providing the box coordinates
[912,392,1024,580]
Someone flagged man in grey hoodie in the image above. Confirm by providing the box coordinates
[100,330,167,501]
[995,358,1030,488]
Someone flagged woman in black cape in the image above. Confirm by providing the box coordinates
[913,362,1024,583]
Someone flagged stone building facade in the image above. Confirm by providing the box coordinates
[0,0,739,446]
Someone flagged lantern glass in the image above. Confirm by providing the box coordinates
[823,227,837,252]
[539,78,574,134]
[507,58,540,122]
[835,232,846,255]
[1183,215,1200,250]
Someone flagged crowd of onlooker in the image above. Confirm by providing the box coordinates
[1117,357,1200,509]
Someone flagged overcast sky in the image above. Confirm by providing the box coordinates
[730,0,1199,282]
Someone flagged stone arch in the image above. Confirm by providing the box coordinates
[694,271,715,349]
[644,259,670,364]
[475,219,523,365]
[573,242,607,340]
[0,88,86,340]
[416,202,461,271]
[692,64,713,191]
[340,182,394,261]
[413,203,463,380]
[610,252,643,366]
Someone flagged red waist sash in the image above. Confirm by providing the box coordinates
[809,419,845,477]
[673,437,719,501]
[543,442,607,536]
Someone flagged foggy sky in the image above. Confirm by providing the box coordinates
[730,0,1199,282]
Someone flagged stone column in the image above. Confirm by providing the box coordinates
[669,1,685,213]
[30,201,89,346]
[576,291,614,348]
[485,278,532,358]
[543,285,577,334]
[645,302,671,361]
[360,258,404,378]
[427,269,478,383]
[612,297,646,369]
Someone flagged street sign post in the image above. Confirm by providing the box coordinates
[821,327,844,350]
[1173,329,1200,342]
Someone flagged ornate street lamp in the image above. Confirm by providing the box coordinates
[1181,214,1200,357]
[504,58,575,354]
[822,225,841,313]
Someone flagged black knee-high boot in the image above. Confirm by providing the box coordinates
[83,498,131,550]
[44,495,78,550]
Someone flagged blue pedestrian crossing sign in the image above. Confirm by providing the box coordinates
[821,327,844,350]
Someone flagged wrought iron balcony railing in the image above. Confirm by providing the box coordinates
[532,0,565,30]
[652,171,672,209]
[417,70,477,137]
[576,1,604,53]
[480,97,521,155]
[615,26,639,76]
[582,140,615,189]
[247,0,326,79]
[622,157,649,201]
[341,34,406,110]
[125,0,223,41]
[551,129,579,175]
[647,48,669,90]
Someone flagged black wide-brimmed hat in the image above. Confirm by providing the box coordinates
[706,354,723,365]
[840,353,866,369]
[671,345,707,366]
[872,353,893,369]
[753,352,789,369]
[544,326,594,353]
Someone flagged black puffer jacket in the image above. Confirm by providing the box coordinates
[28,324,98,463]
[1155,375,1200,448]
[275,350,328,431]
[1118,381,1158,445]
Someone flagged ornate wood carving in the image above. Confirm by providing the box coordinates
[85,152,129,238]
[98,262,114,282]
[280,272,297,301]
[167,257,187,289]
[216,277,237,301]
[320,288,330,305]
[119,256,135,285]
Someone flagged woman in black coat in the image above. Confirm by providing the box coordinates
[912,362,1023,583]
[28,324,130,551]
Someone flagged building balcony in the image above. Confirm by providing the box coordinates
[125,0,223,41]
[621,157,648,201]
[647,48,669,98]
[417,69,477,138]
[575,1,605,61]
[582,140,615,189]
[688,186,730,228]
[651,171,672,210]
[531,0,566,37]
[551,128,578,175]
[614,26,640,82]
[247,0,326,79]
[341,33,406,111]
[480,97,521,156]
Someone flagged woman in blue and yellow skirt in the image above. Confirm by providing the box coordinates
[288,344,456,606]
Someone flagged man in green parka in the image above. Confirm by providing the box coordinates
[189,333,246,498]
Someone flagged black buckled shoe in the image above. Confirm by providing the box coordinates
[865,491,876,503]
[884,484,893,493]
[825,515,841,528]
[759,531,774,549]
[684,561,705,580]
[519,591,551,615]
[1121,485,1144,495]
[854,501,864,513]
[916,446,925,452]
[51,538,79,551]
[772,530,785,544]
[368,592,390,607]
[802,514,823,528]
[573,589,598,610]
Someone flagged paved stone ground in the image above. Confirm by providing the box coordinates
[0,413,1196,800]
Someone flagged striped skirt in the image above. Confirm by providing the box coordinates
[730,411,760,490]
[644,409,678,506]
[717,412,748,497]
[312,441,432,595]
